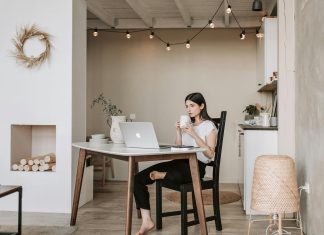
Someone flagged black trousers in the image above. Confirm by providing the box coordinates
[134,159,206,210]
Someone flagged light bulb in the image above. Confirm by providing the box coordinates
[226,5,232,14]
[240,30,246,40]
[166,43,171,51]
[93,28,98,37]
[256,29,264,38]
[208,20,215,28]
[149,32,154,39]
[186,40,190,49]
[126,31,131,39]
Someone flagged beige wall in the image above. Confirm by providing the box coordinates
[295,0,324,233]
[87,28,264,183]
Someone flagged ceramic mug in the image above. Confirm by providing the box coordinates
[180,115,191,128]
[270,117,277,126]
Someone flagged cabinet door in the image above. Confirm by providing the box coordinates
[256,18,278,88]
[244,130,278,215]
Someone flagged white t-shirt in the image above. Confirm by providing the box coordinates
[181,120,217,164]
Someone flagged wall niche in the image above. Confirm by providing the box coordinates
[11,125,56,172]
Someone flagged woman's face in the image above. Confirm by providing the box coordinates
[185,100,204,118]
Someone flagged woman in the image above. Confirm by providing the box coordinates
[133,92,217,235]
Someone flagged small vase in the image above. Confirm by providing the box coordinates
[110,116,126,144]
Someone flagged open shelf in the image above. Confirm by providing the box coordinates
[258,80,277,92]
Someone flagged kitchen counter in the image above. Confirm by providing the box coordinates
[238,124,278,130]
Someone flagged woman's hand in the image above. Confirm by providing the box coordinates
[175,121,182,145]
[182,123,197,137]
[175,121,181,132]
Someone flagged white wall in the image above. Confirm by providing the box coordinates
[0,0,87,213]
[87,28,265,183]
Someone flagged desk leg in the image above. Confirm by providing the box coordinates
[126,157,135,235]
[189,155,207,235]
[70,149,86,226]
[18,187,22,235]
[134,162,142,219]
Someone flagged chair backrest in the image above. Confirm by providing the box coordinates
[209,111,227,181]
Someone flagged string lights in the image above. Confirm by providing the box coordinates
[126,31,131,39]
[226,5,232,14]
[149,31,154,39]
[240,29,246,40]
[185,40,191,49]
[166,43,171,51]
[256,29,264,38]
[93,28,98,37]
[208,20,215,29]
[90,0,265,49]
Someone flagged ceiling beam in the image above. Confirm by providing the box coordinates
[173,0,192,27]
[87,0,117,27]
[114,16,261,29]
[125,0,153,28]
[224,0,230,27]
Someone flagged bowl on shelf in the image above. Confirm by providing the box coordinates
[89,138,109,144]
[91,134,106,139]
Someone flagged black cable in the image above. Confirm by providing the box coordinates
[211,0,225,20]
[230,11,242,30]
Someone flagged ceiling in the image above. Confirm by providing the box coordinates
[87,0,277,29]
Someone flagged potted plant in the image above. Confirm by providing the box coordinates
[91,93,125,143]
[243,103,264,120]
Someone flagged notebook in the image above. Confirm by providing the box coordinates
[119,122,173,149]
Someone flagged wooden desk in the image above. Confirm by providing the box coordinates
[0,185,22,235]
[70,142,208,235]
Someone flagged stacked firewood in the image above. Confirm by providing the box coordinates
[12,153,56,172]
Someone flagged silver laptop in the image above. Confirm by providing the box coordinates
[119,122,171,149]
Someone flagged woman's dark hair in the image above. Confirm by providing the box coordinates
[185,92,212,122]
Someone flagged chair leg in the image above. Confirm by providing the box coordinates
[180,187,188,235]
[102,156,106,186]
[110,158,115,178]
[156,181,163,229]
[213,186,222,231]
[191,191,198,222]
[247,214,252,235]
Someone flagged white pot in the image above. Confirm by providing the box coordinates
[110,116,126,144]
[260,113,271,127]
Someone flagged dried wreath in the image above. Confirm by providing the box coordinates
[12,25,52,68]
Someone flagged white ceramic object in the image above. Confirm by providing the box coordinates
[110,116,126,144]
[270,117,277,126]
[89,138,109,144]
[260,113,271,127]
[91,134,105,139]
[180,115,191,128]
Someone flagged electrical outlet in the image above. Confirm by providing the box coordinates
[302,182,310,194]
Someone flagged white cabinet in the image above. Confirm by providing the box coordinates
[242,129,278,215]
[256,18,278,88]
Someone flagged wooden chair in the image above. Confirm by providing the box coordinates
[92,155,115,186]
[155,111,227,235]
